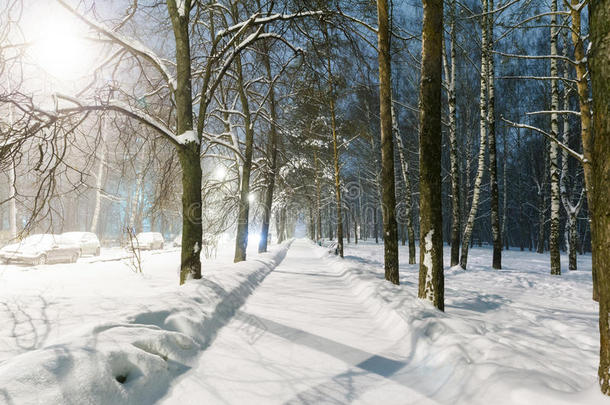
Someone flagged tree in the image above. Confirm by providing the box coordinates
[589,0,610,393]
[548,0,561,275]
[487,0,502,269]
[258,37,280,253]
[442,0,460,267]
[460,0,489,270]
[323,23,344,258]
[51,0,318,284]
[392,103,416,265]
[376,0,399,284]
[417,0,444,310]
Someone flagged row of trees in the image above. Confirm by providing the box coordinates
[0,0,608,395]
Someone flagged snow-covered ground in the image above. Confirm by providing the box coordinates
[0,239,607,404]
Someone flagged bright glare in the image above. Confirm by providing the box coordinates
[248,233,260,247]
[26,11,92,80]
[248,193,256,203]
[214,166,227,180]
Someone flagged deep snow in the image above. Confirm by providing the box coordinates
[0,239,607,404]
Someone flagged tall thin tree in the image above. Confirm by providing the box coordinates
[377,0,399,284]
[417,0,444,309]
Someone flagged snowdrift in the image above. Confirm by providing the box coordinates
[314,241,609,405]
[0,241,291,405]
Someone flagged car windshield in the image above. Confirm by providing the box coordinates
[22,234,56,248]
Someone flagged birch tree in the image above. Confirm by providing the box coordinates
[487,0,502,269]
[548,0,561,275]
[392,102,416,264]
[442,0,460,267]
[460,0,489,269]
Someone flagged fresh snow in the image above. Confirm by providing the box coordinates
[0,239,608,404]
[176,130,199,145]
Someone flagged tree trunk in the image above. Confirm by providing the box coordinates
[549,0,561,275]
[309,204,315,240]
[460,0,488,269]
[8,161,17,240]
[168,0,202,284]
[178,147,202,283]
[392,103,416,264]
[234,54,254,263]
[517,129,526,251]
[314,149,322,241]
[324,25,344,258]
[353,208,358,244]
[589,0,610,393]
[487,0,502,269]
[258,39,279,254]
[502,129,509,250]
[568,0,596,297]
[560,31,584,271]
[417,0,444,309]
[377,0,400,283]
[444,0,460,267]
[90,127,106,234]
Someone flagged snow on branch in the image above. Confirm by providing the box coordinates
[498,75,578,84]
[501,117,584,163]
[54,93,181,147]
[494,50,577,65]
[526,110,581,116]
[216,11,324,37]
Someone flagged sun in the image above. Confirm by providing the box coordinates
[25,6,92,81]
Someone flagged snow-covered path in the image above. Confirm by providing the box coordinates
[162,239,436,405]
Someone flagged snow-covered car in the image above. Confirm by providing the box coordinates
[133,232,164,250]
[173,234,182,247]
[60,232,101,256]
[0,234,81,265]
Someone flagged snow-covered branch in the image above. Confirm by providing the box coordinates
[501,117,584,163]
[57,0,176,93]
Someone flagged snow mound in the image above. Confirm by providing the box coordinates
[0,241,291,405]
[320,243,610,404]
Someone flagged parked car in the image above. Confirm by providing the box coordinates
[0,234,81,265]
[60,232,101,256]
[133,232,164,250]
[173,234,182,247]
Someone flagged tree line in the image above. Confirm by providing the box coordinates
[0,0,608,395]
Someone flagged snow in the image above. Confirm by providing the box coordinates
[176,130,199,145]
[422,229,434,301]
[0,239,608,404]
[0,241,290,404]
[177,0,186,17]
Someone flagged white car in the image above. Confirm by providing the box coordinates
[134,232,164,250]
[0,234,81,265]
[60,232,101,256]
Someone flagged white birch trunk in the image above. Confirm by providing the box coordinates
[90,121,107,234]
[549,0,561,275]
[460,0,488,269]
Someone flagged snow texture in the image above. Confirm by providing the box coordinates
[176,130,199,145]
[0,241,291,404]
[177,0,186,17]
[163,240,608,404]
[0,239,607,404]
